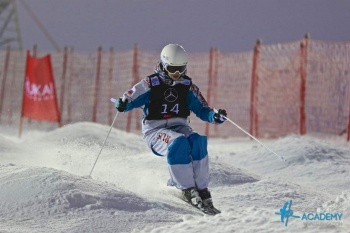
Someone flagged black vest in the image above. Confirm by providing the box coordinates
[146,74,192,120]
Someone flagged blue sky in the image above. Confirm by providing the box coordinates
[16,0,350,53]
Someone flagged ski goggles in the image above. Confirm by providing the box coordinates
[165,65,187,75]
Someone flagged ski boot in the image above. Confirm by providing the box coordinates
[182,187,202,207]
[198,188,221,214]
[198,188,214,207]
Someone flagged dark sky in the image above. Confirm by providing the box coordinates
[16,0,350,53]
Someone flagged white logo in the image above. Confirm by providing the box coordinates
[25,80,55,101]
[164,88,178,102]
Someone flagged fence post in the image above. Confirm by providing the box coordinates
[0,46,11,123]
[205,48,214,137]
[26,44,37,126]
[59,47,68,125]
[250,39,261,138]
[9,47,17,124]
[33,44,37,57]
[213,48,219,134]
[133,44,141,131]
[126,44,139,132]
[92,47,102,123]
[108,47,115,125]
[66,47,74,123]
[299,34,309,135]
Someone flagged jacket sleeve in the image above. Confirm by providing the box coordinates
[187,84,215,123]
[121,78,150,112]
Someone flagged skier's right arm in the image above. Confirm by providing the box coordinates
[115,78,150,112]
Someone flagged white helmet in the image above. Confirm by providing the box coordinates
[160,44,188,75]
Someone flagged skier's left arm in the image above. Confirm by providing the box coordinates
[187,84,227,124]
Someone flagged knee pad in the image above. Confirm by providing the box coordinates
[168,136,191,165]
[187,133,208,161]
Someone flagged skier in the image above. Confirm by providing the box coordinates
[115,44,227,213]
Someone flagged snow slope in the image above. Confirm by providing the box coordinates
[0,122,349,232]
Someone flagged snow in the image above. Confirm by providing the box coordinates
[0,122,349,233]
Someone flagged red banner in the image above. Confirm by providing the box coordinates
[21,51,60,122]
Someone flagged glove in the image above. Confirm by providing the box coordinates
[213,109,227,124]
[115,97,128,112]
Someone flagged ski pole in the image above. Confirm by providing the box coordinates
[215,110,286,162]
[88,97,124,177]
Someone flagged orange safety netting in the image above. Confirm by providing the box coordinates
[0,39,349,140]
